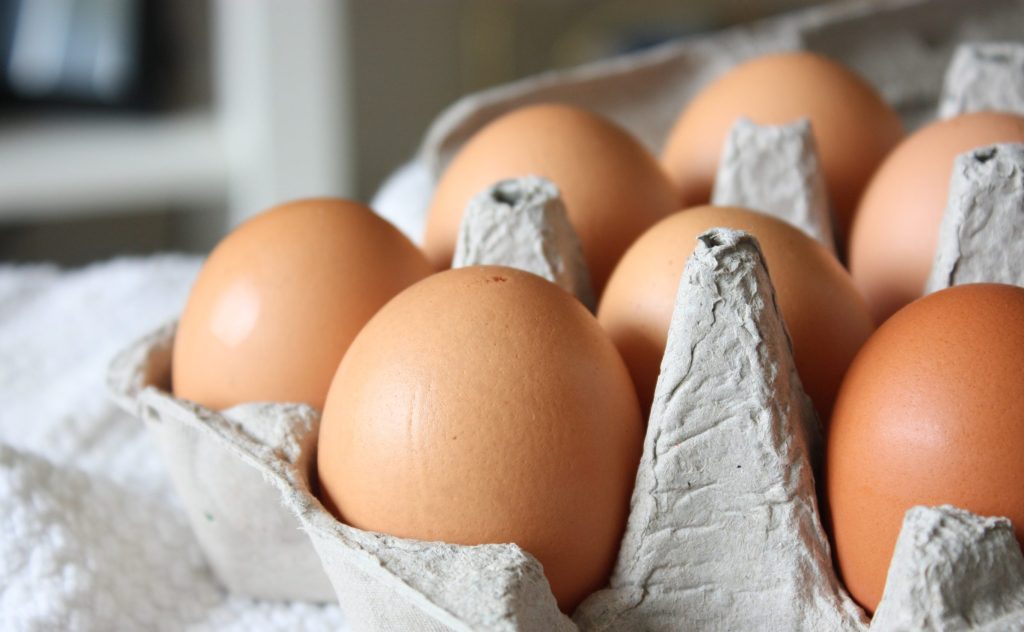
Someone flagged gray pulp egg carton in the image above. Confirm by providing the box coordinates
[104,140,1024,631]
[106,1,1024,630]
[106,331,337,604]
[107,160,1024,631]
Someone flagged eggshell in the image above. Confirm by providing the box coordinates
[317,265,644,614]
[597,205,873,420]
[826,283,1024,613]
[849,111,1024,324]
[660,51,904,243]
[422,104,678,294]
[172,198,433,411]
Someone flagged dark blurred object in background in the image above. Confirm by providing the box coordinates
[0,0,171,112]
[0,0,833,267]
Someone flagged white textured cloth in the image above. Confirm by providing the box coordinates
[0,255,346,631]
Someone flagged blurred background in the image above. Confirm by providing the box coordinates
[0,0,834,266]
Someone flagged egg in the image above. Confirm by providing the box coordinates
[598,206,873,419]
[849,111,1024,324]
[826,283,1024,613]
[422,103,679,294]
[317,265,644,613]
[172,198,433,411]
[660,51,904,243]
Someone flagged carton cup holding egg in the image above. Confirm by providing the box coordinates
[107,1,1024,628]
[106,318,566,627]
[106,328,336,603]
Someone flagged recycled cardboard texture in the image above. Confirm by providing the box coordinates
[573,228,865,631]
[871,506,1024,631]
[107,323,336,603]
[452,176,595,309]
[106,235,1024,630]
[110,326,573,631]
[926,143,1024,293]
[711,118,835,250]
[938,42,1024,119]
[800,4,1024,132]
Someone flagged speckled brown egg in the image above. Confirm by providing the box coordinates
[317,265,644,613]
[849,111,1024,324]
[172,198,433,411]
[826,283,1024,613]
[598,205,873,420]
[660,51,904,243]
[422,103,678,294]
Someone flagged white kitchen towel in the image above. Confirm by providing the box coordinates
[0,254,346,631]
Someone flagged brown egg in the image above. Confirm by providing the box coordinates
[172,198,433,411]
[826,283,1024,613]
[849,111,1024,324]
[317,266,643,613]
[598,206,873,420]
[660,51,903,243]
[422,103,678,294]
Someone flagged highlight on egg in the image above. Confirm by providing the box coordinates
[826,283,1024,613]
[316,265,644,613]
[423,103,679,294]
[172,197,434,411]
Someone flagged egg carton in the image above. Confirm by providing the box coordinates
[105,141,1024,630]
[107,0,1024,629]
[108,152,1024,630]
[106,331,336,603]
